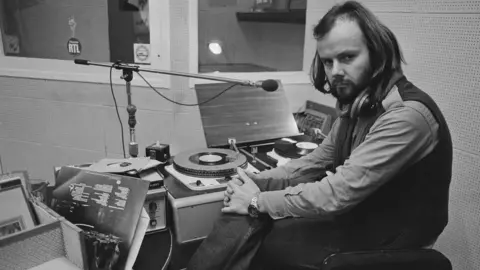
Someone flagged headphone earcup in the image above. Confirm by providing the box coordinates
[350,89,371,119]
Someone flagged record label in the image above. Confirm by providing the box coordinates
[173,148,247,177]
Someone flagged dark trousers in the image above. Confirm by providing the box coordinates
[187,212,367,270]
[247,169,346,269]
[187,166,433,270]
[249,217,345,270]
[187,169,339,270]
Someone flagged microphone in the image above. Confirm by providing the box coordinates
[74,59,89,65]
[257,79,279,92]
[74,59,279,92]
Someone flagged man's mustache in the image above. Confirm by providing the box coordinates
[331,79,353,89]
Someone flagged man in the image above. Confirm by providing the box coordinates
[189,1,452,269]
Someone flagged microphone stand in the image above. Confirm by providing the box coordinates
[120,67,138,158]
[74,59,277,158]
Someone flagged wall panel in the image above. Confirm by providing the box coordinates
[305,1,480,269]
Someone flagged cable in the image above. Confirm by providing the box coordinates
[109,64,127,158]
[135,71,238,106]
[161,227,173,270]
[109,68,237,156]
[159,184,173,270]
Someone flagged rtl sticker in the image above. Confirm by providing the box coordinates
[67,16,81,56]
[67,38,82,55]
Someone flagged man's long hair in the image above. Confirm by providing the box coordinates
[310,1,405,105]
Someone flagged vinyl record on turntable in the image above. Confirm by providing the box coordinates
[173,148,248,178]
[274,136,319,159]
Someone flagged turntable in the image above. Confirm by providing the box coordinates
[163,82,333,253]
[165,148,259,191]
[165,134,322,193]
[165,82,309,194]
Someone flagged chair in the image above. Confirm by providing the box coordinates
[321,248,452,270]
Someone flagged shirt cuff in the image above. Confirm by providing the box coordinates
[255,166,289,181]
[258,190,289,220]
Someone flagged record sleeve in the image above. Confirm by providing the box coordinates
[50,166,149,270]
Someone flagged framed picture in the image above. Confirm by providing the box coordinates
[0,185,36,239]
[0,217,26,238]
[0,176,22,190]
[0,170,31,198]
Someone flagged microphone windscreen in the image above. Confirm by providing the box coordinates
[261,79,279,92]
[74,59,89,65]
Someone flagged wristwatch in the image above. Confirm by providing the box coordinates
[248,194,260,218]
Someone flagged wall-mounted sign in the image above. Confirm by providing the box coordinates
[67,38,82,56]
[4,35,20,54]
[134,43,151,64]
[67,16,81,56]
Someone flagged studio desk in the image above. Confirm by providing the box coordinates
[134,135,320,270]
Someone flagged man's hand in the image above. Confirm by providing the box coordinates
[227,169,260,187]
[222,167,261,215]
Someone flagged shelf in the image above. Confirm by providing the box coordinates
[236,10,306,25]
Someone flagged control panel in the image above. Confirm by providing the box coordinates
[144,187,167,233]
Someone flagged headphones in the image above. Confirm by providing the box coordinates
[348,88,376,119]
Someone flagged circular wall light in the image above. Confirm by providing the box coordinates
[208,41,223,55]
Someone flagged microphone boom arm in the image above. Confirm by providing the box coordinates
[73,58,278,158]
[74,59,259,86]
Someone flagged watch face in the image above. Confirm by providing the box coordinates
[248,204,259,218]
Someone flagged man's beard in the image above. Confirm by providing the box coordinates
[329,73,371,105]
[330,79,360,105]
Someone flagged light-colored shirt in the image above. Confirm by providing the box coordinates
[256,86,439,219]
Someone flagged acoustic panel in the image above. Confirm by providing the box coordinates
[340,0,417,12]
[351,0,480,13]
[390,14,480,154]
[434,149,480,270]
[415,0,480,13]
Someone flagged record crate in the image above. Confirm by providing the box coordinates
[0,199,87,270]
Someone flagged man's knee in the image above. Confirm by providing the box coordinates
[251,218,341,270]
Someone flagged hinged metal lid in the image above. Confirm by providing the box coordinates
[195,82,300,147]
